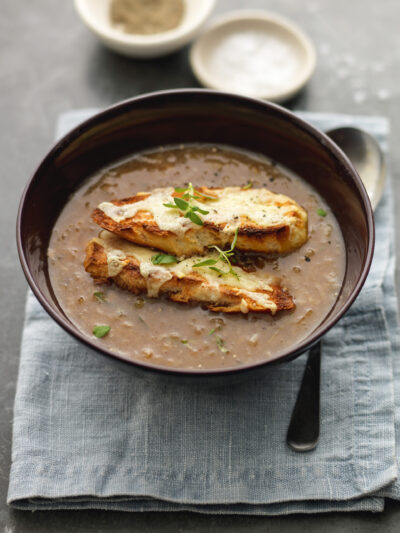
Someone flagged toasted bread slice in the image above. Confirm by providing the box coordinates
[84,231,294,315]
[92,186,308,257]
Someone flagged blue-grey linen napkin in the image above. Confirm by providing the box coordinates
[7,111,400,514]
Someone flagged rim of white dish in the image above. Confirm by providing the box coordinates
[74,0,215,45]
[190,10,317,102]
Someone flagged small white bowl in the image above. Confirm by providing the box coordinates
[190,10,316,102]
[74,0,215,58]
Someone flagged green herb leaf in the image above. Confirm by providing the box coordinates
[165,184,213,226]
[195,207,210,215]
[317,208,327,217]
[242,181,253,190]
[216,336,228,353]
[191,205,210,215]
[208,328,216,336]
[230,228,239,251]
[93,291,106,303]
[186,211,203,225]
[209,266,226,275]
[194,190,218,201]
[181,339,189,344]
[229,268,240,281]
[174,197,189,210]
[93,325,111,338]
[193,259,218,267]
[151,253,178,265]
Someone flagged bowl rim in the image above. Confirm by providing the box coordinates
[16,88,375,378]
[189,9,316,102]
[74,0,216,47]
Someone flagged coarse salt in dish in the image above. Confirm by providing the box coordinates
[190,10,316,102]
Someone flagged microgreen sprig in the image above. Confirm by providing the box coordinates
[193,228,240,280]
[175,183,218,202]
[163,183,214,226]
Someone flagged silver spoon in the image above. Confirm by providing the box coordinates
[287,127,386,452]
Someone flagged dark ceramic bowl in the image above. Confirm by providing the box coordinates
[17,89,374,383]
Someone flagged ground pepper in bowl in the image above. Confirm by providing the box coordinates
[110,0,185,35]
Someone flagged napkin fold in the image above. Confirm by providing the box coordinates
[8,111,400,514]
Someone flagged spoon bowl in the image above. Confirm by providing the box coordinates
[327,127,386,210]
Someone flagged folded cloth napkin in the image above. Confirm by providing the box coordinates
[8,111,400,514]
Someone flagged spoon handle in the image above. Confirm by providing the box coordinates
[286,341,321,452]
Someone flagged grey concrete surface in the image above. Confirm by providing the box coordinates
[1,0,400,530]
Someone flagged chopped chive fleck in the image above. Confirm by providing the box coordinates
[93,291,106,303]
[216,336,228,353]
[242,181,253,190]
[137,315,147,326]
[93,325,111,338]
[317,208,327,217]
[181,339,189,344]
[208,328,216,336]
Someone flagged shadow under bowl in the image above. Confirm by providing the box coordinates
[17,89,374,384]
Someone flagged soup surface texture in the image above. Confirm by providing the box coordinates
[48,145,345,370]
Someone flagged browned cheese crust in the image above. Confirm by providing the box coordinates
[84,238,294,315]
[92,187,308,257]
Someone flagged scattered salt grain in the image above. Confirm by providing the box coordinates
[320,43,331,55]
[337,67,349,80]
[372,62,385,73]
[353,90,366,104]
[306,2,319,13]
[342,54,355,66]
[377,88,390,101]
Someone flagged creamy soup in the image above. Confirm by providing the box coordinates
[48,145,345,370]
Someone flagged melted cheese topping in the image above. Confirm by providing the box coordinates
[139,262,173,297]
[106,249,126,277]
[98,187,302,238]
[99,231,278,311]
